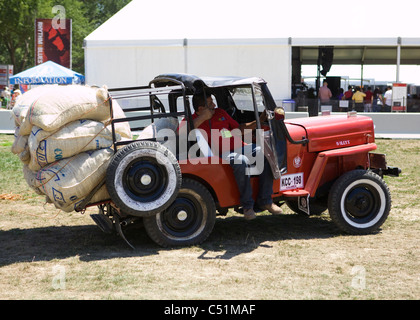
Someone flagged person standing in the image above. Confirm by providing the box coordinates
[372,88,383,112]
[1,87,11,109]
[344,85,353,101]
[351,86,366,112]
[383,86,393,112]
[364,86,373,112]
[318,80,332,105]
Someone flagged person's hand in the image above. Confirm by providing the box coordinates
[200,107,215,121]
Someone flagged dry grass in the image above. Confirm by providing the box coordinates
[0,135,419,300]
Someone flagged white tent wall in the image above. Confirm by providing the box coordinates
[85,44,186,88]
[84,40,292,103]
[186,41,291,103]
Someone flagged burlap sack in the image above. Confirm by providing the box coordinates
[23,165,43,195]
[59,184,110,213]
[27,120,117,172]
[12,85,52,127]
[35,148,113,211]
[19,85,111,135]
[110,99,132,140]
[11,127,28,155]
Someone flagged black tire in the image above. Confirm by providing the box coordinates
[106,141,181,217]
[328,170,391,235]
[143,178,216,247]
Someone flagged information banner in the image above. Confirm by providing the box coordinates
[0,65,13,90]
[392,83,407,112]
[35,18,72,68]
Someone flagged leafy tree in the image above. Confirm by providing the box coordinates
[0,0,130,74]
[0,0,40,72]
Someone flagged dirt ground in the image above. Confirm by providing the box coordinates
[0,137,419,300]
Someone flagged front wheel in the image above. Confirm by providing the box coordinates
[328,170,391,234]
[143,178,216,247]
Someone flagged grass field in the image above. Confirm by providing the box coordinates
[0,134,419,300]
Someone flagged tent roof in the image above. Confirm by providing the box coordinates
[84,0,420,66]
[292,38,420,65]
[85,0,420,44]
[10,61,84,85]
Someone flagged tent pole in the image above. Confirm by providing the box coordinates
[396,37,401,83]
[183,38,188,74]
[361,64,364,87]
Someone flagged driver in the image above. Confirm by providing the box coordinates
[179,92,282,220]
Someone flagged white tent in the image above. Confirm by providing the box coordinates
[84,0,420,102]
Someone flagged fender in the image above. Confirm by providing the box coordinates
[302,143,378,197]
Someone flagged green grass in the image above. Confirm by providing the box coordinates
[0,134,419,300]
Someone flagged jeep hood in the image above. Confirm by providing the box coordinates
[285,115,375,152]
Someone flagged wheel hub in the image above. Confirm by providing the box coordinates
[124,158,168,202]
[159,197,203,237]
[177,210,188,221]
[345,187,375,218]
[140,174,152,186]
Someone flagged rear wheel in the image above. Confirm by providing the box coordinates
[143,178,216,247]
[328,170,391,234]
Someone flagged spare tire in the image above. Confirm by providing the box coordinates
[106,141,181,217]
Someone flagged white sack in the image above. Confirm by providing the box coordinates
[23,165,43,195]
[27,120,117,172]
[11,127,28,155]
[110,99,132,140]
[35,148,113,211]
[19,85,111,135]
[59,184,110,213]
[12,85,53,128]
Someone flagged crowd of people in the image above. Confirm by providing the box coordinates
[319,80,393,113]
[1,85,22,109]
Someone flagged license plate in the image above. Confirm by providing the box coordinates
[280,173,304,191]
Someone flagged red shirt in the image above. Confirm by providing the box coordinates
[344,90,353,100]
[364,90,373,103]
[181,108,244,155]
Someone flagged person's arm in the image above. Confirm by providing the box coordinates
[193,108,213,128]
[237,110,267,133]
[178,107,214,136]
[239,121,256,132]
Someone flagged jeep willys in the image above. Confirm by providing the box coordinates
[86,74,400,248]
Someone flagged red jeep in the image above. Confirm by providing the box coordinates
[86,74,400,248]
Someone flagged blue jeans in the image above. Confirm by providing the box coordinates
[222,144,273,209]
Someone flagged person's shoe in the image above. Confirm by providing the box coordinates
[261,203,283,215]
[243,208,256,220]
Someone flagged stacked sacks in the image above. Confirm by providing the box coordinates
[11,84,132,212]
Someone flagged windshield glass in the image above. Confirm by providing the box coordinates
[230,86,265,112]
